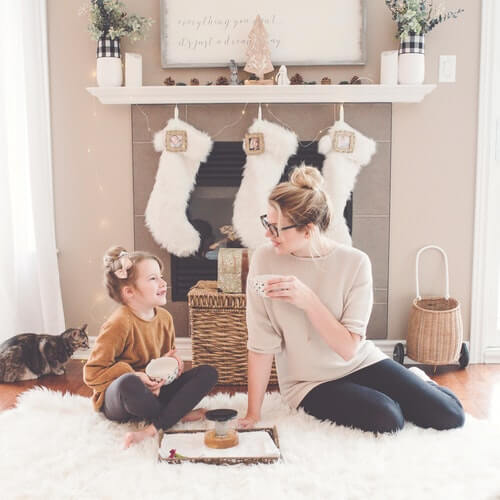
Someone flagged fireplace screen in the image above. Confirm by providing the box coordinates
[170,141,351,301]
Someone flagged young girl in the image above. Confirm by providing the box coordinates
[239,165,464,434]
[84,246,218,448]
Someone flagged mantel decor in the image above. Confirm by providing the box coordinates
[384,0,464,85]
[160,0,366,68]
[81,0,152,87]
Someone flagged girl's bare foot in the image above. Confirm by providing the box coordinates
[181,408,207,423]
[124,424,157,449]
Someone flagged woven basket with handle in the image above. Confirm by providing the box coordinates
[188,280,278,385]
[406,245,463,365]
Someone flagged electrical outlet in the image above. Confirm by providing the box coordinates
[439,55,456,83]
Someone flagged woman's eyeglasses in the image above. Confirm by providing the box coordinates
[260,214,301,238]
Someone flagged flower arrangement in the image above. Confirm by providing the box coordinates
[385,0,464,40]
[80,0,153,41]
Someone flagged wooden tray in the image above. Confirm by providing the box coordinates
[158,426,280,465]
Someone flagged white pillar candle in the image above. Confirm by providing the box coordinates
[380,50,398,85]
[125,53,142,87]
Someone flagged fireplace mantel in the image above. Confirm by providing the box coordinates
[87,84,435,105]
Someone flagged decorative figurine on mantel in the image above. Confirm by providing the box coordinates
[229,59,239,85]
[244,15,274,85]
[275,65,290,85]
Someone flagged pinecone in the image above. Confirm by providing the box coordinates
[321,77,332,85]
[190,78,200,86]
[163,76,175,86]
[290,73,304,85]
[216,76,229,85]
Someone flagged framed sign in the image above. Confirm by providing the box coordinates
[160,0,366,68]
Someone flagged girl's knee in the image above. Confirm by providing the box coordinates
[117,373,143,393]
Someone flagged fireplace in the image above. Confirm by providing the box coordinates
[170,141,353,301]
[132,103,390,339]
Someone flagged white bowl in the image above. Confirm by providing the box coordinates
[145,357,179,386]
[252,274,284,297]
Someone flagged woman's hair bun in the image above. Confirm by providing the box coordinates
[289,164,324,191]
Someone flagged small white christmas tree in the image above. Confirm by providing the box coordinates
[244,15,274,81]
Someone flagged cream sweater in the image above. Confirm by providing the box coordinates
[246,243,387,409]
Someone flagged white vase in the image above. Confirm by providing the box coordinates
[96,58,123,87]
[96,38,123,87]
[398,34,425,85]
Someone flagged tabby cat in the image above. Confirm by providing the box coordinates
[0,325,89,382]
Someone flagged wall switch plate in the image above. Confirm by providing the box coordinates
[439,55,456,83]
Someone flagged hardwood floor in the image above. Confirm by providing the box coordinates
[1,361,500,422]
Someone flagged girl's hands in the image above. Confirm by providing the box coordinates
[163,348,184,376]
[264,276,316,311]
[134,371,165,396]
[238,413,259,429]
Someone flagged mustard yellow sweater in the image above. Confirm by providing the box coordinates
[84,305,175,411]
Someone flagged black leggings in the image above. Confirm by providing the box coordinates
[299,359,465,434]
[102,365,218,430]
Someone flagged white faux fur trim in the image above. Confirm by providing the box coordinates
[233,119,298,249]
[145,119,213,257]
[319,121,376,246]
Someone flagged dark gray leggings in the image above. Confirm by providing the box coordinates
[103,365,218,430]
[299,359,465,434]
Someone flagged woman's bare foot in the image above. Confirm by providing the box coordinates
[124,424,157,449]
[181,408,207,423]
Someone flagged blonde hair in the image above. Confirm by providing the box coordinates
[268,164,332,234]
[103,246,163,304]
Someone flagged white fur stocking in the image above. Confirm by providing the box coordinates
[145,118,213,257]
[318,121,376,246]
[233,119,298,249]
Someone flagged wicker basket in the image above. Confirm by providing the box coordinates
[407,246,463,365]
[188,280,278,385]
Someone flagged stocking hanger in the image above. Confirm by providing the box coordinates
[174,104,179,119]
[258,103,262,120]
[336,102,345,123]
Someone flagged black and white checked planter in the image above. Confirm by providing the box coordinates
[398,34,425,85]
[96,38,123,87]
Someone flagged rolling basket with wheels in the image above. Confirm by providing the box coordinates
[393,245,469,369]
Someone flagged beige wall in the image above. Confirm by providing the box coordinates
[47,1,479,340]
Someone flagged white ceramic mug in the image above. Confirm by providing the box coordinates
[252,274,285,297]
[145,357,179,385]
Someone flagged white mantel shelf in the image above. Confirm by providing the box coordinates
[86,84,436,105]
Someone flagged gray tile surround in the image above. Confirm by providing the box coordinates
[132,103,391,340]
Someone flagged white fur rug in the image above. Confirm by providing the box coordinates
[1,389,500,500]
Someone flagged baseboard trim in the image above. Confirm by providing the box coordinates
[373,340,417,365]
[484,347,500,364]
[74,337,473,365]
[72,336,193,361]
[72,336,96,360]
[168,339,428,364]
[176,337,193,361]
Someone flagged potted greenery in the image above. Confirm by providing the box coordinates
[385,0,464,84]
[81,0,153,87]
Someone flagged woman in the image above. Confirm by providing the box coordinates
[239,165,464,433]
